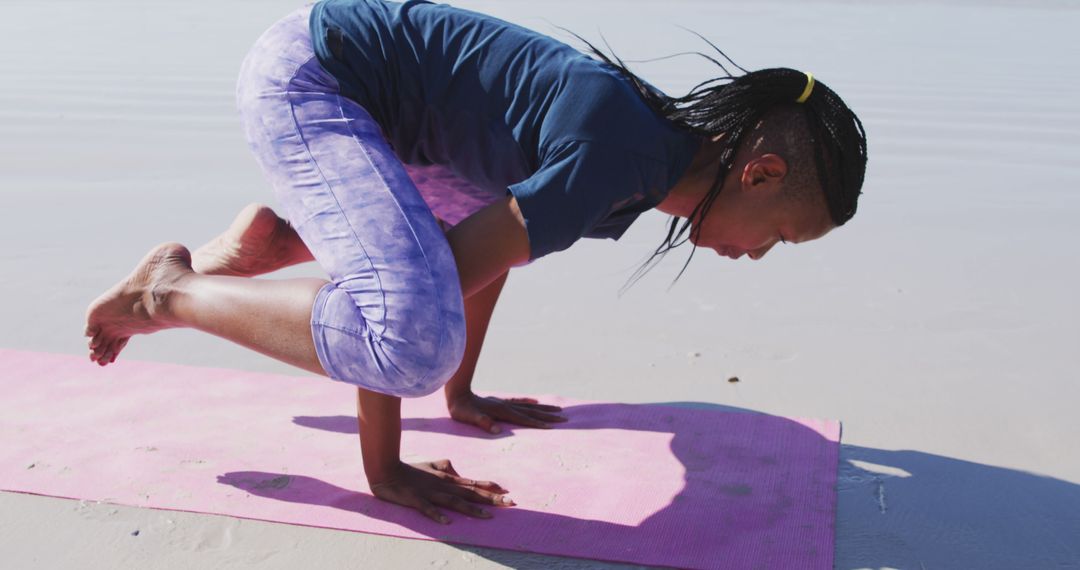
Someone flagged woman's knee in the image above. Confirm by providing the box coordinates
[311,284,466,397]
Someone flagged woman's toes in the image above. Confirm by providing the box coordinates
[110,338,129,362]
[93,337,113,362]
[103,340,118,362]
[101,336,130,365]
[90,331,104,350]
[102,338,120,364]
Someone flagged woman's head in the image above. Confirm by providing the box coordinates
[563,31,867,290]
[677,103,837,260]
[661,67,868,227]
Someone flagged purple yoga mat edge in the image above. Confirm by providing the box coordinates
[1,347,842,569]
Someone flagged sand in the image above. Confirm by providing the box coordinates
[2,0,1078,568]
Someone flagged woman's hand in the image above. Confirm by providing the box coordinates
[369,459,515,524]
[448,392,568,434]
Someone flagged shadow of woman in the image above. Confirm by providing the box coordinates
[220,400,838,569]
[662,403,1080,570]
[219,401,1080,569]
[663,404,1080,570]
[833,444,1080,569]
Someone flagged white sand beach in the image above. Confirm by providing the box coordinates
[2,0,1078,568]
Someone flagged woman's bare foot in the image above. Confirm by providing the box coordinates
[191,203,311,277]
[84,243,194,366]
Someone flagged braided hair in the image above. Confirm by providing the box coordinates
[557,29,868,292]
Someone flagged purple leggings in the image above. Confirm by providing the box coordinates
[235,4,467,397]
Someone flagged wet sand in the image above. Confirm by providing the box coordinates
[1,0,1078,567]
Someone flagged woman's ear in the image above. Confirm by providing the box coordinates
[740,153,788,190]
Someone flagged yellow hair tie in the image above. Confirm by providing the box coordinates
[796,72,815,103]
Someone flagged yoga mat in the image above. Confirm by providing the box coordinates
[0,348,840,569]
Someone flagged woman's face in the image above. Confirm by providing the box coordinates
[689,155,834,260]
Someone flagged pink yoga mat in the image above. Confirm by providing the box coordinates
[0,348,840,569]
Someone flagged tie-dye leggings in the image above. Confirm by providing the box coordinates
[235,4,466,397]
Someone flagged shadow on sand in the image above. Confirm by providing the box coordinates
[219,401,1080,569]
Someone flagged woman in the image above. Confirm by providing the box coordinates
[84,0,866,525]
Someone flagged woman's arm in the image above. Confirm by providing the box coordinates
[443,270,508,405]
[440,195,525,401]
[354,196,529,523]
[439,196,568,433]
[444,195,530,298]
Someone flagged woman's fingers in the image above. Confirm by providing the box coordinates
[372,481,451,525]
[468,480,507,493]
[489,401,566,428]
[441,473,508,494]
[444,483,516,507]
[504,399,567,424]
[517,408,568,423]
[494,405,551,428]
[428,460,509,494]
[449,403,498,433]
[419,499,451,524]
[506,398,563,412]
[464,411,501,434]
[432,459,460,476]
[448,395,567,434]
[429,463,508,493]
[430,491,493,519]
[370,461,514,525]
